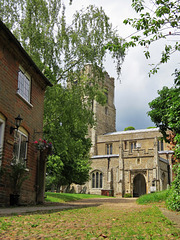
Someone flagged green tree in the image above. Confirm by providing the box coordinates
[166,164,180,211]
[0,1,125,81]
[125,0,180,75]
[124,126,135,131]
[107,0,180,76]
[148,86,180,144]
[148,80,180,211]
[44,84,93,187]
[125,0,180,211]
[0,1,125,186]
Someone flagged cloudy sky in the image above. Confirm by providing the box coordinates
[65,0,178,131]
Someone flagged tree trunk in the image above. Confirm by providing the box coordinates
[56,184,61,193]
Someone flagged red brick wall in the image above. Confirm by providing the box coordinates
[0,33,47,206]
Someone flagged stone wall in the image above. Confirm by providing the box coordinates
[88,69,116,156]
[84,128,171,197]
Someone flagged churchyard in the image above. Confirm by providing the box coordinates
[0,193,179,239]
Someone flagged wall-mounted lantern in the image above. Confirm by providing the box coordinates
[10,114,23,134]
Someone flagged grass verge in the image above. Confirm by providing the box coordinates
[0,203,179,239]
[137,190,169,205]
[45,192,112,203]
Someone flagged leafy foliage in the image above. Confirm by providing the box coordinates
[124,1,180,212]
[0,1,125,186]
[166,164,180,211]
[123,0,180,75]
[148,67,180,212]
[124,193,133,198]
[0,1,125,81]
[106,0,180,77]
[124,126,135,131]
[148,84,180,158]
[9,162,28,194]
[44,84,92,186]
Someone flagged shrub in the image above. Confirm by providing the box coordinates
[124,193,132,198]
[166,163,180,211]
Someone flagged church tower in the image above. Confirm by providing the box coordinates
[88,69,116,155]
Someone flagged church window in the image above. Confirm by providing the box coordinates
[130,141,136,153]
[157,139,164,151]
[92,171,103,188]
[107,143,112,155]
[96,172,99,188]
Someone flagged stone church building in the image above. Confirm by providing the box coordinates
[77,70,173,197]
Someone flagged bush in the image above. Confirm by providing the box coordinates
[124,193,132,198]
[166,163,180,211]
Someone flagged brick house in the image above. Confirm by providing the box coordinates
[0,20,52,206]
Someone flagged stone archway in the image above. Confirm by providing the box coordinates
[133,174,146,197]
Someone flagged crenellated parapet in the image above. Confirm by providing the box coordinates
[123,148,154,158]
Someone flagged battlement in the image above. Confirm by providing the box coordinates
[123,148,154,158]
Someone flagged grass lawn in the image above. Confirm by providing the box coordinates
[45,192,113,203]
[137,190,169,205]
[0,193,180,239]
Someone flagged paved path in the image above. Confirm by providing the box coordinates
[160,208,180,229]
[0,198,136,216]
[0,198,179,229]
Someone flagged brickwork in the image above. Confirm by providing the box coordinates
[0,21,51,206]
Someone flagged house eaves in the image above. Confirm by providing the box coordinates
[0,20,53,87]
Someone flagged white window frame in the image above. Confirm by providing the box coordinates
[13,128,28,166]
[17,66,31,103]
[0,116,5,167]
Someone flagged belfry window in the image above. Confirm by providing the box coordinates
[157,139,164,151]
[92,171,103,188]
[107,143,112,155]
[130,141,136,153]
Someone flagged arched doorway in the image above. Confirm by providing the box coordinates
[133,174,146,197]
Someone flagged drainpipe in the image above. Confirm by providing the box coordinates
[119,141,124,197]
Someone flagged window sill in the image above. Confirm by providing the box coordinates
[16,92,33,108]
[10,162,29,172]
